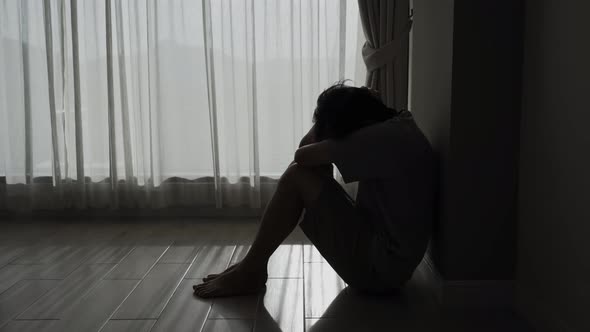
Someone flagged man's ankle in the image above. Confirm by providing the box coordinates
[239,257,268,273]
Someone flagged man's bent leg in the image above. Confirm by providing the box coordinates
[299,178,400,294]
[193,163,329,298]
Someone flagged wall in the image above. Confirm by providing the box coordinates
[516,0,590,330]
[411,0,524,281]
[409,0,454,276]
[444,0,524,280]
[410,0,454,159]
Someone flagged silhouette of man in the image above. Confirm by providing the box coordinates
[194,82,436,297]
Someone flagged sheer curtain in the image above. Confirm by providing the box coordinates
[0,0,365,211]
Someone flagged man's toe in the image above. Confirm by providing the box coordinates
[193,283,207,292]
[203,274,219,282]
[199,286,217,298]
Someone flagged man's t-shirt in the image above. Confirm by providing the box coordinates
[331,111,436,275]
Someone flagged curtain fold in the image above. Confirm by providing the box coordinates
[0,0,365,212]
[358,0,412,109]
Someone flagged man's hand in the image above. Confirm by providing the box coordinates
[298,124,318,148]
[294,140,335,167]
[296,124,333,177]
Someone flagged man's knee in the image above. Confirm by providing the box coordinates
[281,162,324,181]
[280,163,306,186]
[279,163,326,201]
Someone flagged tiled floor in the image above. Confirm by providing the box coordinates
[0,220,529,332]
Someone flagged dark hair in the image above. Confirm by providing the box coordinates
[313,81,395,140]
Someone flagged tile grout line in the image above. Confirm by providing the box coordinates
[2,226,319,332]
[199,244,239,332]
[6,228,126,286]
[249,244,260,332]
[153,243,205,325]
[35,245,104,281]
[7,236,127,323]
[79,229,134,265]
[0,265,39,298]
[102,229,174,280]
[10,226,93,265]
[0,247,28,269]
[95,241,174,332]
[6,229,62,266]
[0,280,58,330]
[15,249,135,322]
[301,241,307,332]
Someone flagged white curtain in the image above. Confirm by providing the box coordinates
[0,0,365,211]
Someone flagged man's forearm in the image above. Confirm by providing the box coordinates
[298,124,317,148]
[296,124,333,177]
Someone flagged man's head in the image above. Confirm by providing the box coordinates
[313,81,394,140]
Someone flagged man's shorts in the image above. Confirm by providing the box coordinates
[299,177,410,294]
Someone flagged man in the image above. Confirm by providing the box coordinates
[193,82,436,297]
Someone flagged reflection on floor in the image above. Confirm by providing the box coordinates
[0,220,531,331]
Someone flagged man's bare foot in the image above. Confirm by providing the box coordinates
[202,263,239,282]
[193,263,267,298]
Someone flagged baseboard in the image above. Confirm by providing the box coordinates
[422,254,515,309]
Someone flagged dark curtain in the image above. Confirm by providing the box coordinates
[358,0,412,109]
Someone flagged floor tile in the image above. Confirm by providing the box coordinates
[230,245,250,264]
[100,319,156,332]
[285,227,306,244]
[208,294,259,319]
[150,280,212,332]
[303,244,325,263]
[304,262,346,318]
[0,265,42,294]
[105,245,170,279]
[32,246,95,279]
[18,264,116,319]
[202,319,253,332]
[229,245,302,278]
[255,278,304,332]
[12,245,72,264]
[54,279,139,332]
[184,245,235,279]
[159,243,201,264]
[47,224,124,245]
[157,225,208,264]
[113,263,189,319]
[83,236,135,264]
[0,247,25,268]
[0,320,59,332]
[0,224,58,243]
[267,245,302,278]
[0,221,533,332]
[197,221,255,243]
[0,280,58,327]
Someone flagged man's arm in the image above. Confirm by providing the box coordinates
[298,124,317,148]
[294,140,336,167]
[295,124,334,176]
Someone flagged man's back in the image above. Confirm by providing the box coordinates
[330,111,437,279]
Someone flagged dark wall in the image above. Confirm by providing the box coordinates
[443,0,524,280]
[516,0,590,330]
[410,0,454,273]
[411,0,524,280]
